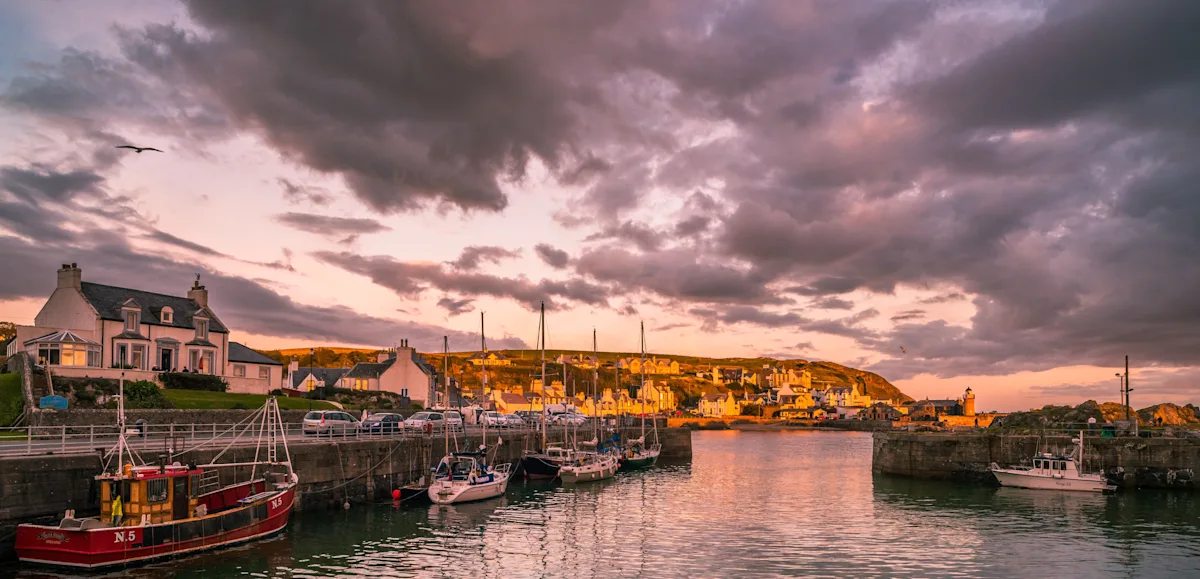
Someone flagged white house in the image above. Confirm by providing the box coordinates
[6,264,277,393]
[226,342,284,389]
[287,340,437,407]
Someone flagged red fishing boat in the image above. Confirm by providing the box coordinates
[15,380,298,569]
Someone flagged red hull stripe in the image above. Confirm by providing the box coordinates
[16,488,295,569]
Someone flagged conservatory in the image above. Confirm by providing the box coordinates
[24,330,102,367]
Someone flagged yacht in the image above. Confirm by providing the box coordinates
[990,432,1115,493]
[560,331,621,484]
[428,451,513,504]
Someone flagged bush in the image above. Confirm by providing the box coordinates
[269,389,284,396]
[160,372,228,392]
[124,380,174,409]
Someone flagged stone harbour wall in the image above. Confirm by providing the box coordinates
[872,431,1200,489]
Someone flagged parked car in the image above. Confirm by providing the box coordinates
[504,414,526,428]
[515,410,542,426]
[481,411,508,428]
[552,413,587,426]
[404,411,445,432]
[359,412,405,435]
[303,411,360,436]
[443,410,464,431]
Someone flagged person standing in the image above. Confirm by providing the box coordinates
[111,494,123,527]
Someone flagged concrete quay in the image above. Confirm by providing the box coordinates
[0,427,691,560]
[872,431,1200,489]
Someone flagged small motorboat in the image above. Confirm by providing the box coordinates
[990,431,1116,493]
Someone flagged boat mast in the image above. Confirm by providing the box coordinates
[539,302,547,450]
[640,321,646,441]
[593,329,599,443]
[480,314,488,453]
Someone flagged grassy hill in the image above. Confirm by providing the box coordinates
[262,345,911,405]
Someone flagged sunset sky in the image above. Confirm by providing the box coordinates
[1,1,1197,411]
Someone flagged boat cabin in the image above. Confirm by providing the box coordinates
[434,453,494,485]
[99,464,203,526]
[1031,455,1076,476]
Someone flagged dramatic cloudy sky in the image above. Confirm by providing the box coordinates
[2,0,1198,410]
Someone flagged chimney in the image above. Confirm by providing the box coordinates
[57,263,81,289]
[289,359,299,373]
[188,275,208,308]
[377,350,390,363]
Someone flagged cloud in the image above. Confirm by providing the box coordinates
[277,178,333,206]
[584,221,664,252]
[574,247,784,305]
[145,229,223,257]
[436,296,474,316]
[890,309,926,322]
[449,245,521,271]
[812,296,855,310]
[275,212,391,238]
[534,243,570,269]
[313,250,610,310]
[919,292,966,305]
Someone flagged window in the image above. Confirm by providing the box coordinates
[401,388,408,397]
[37,344,60,366]
[189,349,200,371]
[258,366,270,379]
[146,478,169,503]
[116,344,128,367]
[160,307,173,324]
[189,475,199,499]
[196,319,209,340]
[352,378,368,391]
[124,310,140,332]
[131,345,146,370]
[201,351,214,374]
[233,364,246,377]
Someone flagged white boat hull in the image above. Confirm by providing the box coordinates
[428,472,511,505]
[560,456,619,484]
[992,469,1112,493]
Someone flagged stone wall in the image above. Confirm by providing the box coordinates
[873,431,1200,489]
[0,453,103,560]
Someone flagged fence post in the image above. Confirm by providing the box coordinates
[191,423,195,441]
[61,425,66,453]
[27,426,32,455]
[90,425,94,447]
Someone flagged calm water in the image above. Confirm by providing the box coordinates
[12,431,1200,578]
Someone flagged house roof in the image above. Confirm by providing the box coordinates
[468,351,509,360]
[702,393,723,402]
[23,329,98,346]
[80,282,228,333]
[499,393,528,405]
[344,360,395,379]
[411,352,436,376]
[913,399,960,408]
[227,342,282,366]
[291,367,349,388]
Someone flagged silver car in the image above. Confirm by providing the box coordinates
[302,410,359,436]
[404,411,445,432]
[504,414,526,428]
[443,410,464,431]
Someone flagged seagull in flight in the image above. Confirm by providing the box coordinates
[116,145,163,153]
[900,346,907,354]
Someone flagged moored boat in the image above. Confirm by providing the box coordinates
[16,379,298,569]
[990,431,1115,493]
[620,322,661,471]
[428,451,514,505]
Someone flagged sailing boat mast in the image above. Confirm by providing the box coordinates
[593,329,599,443]
[444,336,454,453]
[539,302,547,450]
[640,321,646,440]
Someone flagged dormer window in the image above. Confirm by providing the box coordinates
[124,310,140,332]
[160,307,174,324]
[196,319,209,340]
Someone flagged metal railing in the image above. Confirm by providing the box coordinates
[0,417,634,458]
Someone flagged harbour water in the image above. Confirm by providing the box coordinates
[10,431,1200,578]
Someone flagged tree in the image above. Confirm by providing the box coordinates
[0,321,15,342]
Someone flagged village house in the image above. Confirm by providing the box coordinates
[768,367,813,389]
[617,357,681,375]
[493,391,534,414]
[226,342,284,389]
[555,354,598,369]
[636,380,679,413]
[814,383,873,408]
[285,340,437,406]
[698,391,741,417]
[906,387,976,421]
[5,265,272,394]
[468,351,512,366]
[859,402,902,421]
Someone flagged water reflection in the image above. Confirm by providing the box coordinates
[7,432,1199,579]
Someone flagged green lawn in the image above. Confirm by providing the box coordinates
[162,389,339,411]
[0,373,24,426]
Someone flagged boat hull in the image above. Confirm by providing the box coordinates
[561,458,619,484]
[520,454,563,479]
[16,486,296,569]
[620,449,660,471]
[992,470,1113,493]
[428,473,511,505]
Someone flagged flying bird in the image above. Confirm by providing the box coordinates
[116,145,163,153]
[900,346,907,354]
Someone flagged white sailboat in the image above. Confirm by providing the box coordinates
[560,329,620,484]
[428,329,513,505]
[521,302,573,479]
[621,321,661,470]
[990,431,1115,493]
